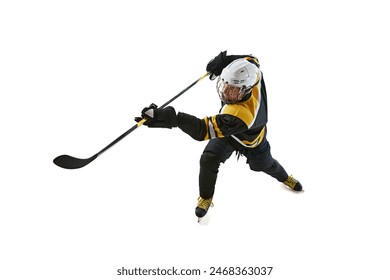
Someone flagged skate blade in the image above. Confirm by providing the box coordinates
[197,214,210,225]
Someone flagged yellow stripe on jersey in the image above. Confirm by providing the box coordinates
[233,126,266,148]
[244,56,260,66]
[203,116,224,140]
[211,115,222,138]
[221,84,261,128]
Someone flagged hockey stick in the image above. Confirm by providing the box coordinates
[53,72,209,169]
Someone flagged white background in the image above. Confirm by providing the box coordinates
[1,0,390,279]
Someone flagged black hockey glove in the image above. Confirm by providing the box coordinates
[135,103,178,129]
[206,50,228,80]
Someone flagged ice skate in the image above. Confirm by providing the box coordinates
[283,175,303,191]
[195,197,213,222]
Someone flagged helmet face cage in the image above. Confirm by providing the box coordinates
[216,59,259,104]
[216,77,253,104]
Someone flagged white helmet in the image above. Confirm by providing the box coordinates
[216,59,260,104]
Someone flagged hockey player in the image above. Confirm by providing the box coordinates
[136,51,303,220]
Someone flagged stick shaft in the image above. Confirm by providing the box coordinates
[160,72,209,108]
[97,73,208,157]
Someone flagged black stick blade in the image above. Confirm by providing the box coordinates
[53,154,98,169]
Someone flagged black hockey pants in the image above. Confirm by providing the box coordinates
[199,136,288,199]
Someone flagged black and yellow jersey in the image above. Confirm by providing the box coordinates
[177,57,268,148]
